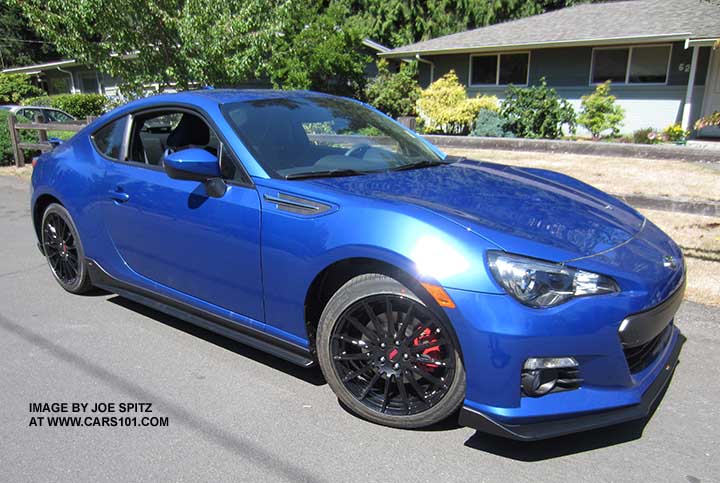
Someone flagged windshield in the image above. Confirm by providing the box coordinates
[221,96,444,179]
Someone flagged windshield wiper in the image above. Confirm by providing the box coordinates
[285,169,367,180]
[389,159,452,172]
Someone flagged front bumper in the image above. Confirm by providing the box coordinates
[445,254,685,441]
[458,328,682,440]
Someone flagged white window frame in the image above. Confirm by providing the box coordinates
[589,44,673,86]
[468,52,531,87]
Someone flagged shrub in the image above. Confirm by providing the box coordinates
[22,93,109,118]
[416,70,498,135]
[0,110,38,166]
[470,109,514,137]
[500,78,576,139]
[578,81,624,139]
[663,124,689,143]
[0,73,45,105]
[695,111,720,130]
[365,60,421,118]
[632,127,661,144]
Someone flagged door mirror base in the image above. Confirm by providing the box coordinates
[205,178,227,198]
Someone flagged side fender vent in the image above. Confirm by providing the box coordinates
[263,193,331,216]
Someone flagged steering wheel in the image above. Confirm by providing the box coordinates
[344,143,372,158]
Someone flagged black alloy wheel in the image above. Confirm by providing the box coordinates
[331,294,455,415]
[317,274,465,428]
[43,212,79,285]
[41,203,93,294]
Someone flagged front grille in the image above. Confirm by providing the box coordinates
[623,323,673,373]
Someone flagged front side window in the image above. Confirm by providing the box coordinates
[17,108,42,123]
[44,109,75,123]
[222,96,444,179]
[91,116,127,160]
[470,53,529,86]
[591,45,670,84]
[126,110,239,179]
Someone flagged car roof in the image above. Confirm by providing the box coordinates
[16,106,67,111]
[124,89,340,110]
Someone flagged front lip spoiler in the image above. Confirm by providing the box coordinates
[458,331,684,441]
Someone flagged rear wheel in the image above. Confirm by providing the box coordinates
[317,274,465,428]
[41,203,93,294]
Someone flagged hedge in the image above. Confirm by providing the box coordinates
[0,110,39,166]
[22,93,109,119]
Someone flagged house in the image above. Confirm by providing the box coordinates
[1,59,122,97]
[380,0,720,136]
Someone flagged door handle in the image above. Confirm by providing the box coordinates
[109,189,130,203]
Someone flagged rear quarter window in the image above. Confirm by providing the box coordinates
[91,116,127,160]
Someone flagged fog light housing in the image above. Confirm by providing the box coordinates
[521,357,582,397]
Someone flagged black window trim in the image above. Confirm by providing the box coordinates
[90,102,254,187]
[468,51,531,87]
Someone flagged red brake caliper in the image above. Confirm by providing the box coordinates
[413,327,441,371]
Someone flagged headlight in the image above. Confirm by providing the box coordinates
[487,251,619,308]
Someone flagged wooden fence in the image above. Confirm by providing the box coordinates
[7,114,94,167]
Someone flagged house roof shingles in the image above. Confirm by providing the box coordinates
[382,0,720,57]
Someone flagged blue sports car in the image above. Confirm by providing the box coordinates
[31,89,684,440]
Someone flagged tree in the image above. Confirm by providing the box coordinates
[0,73,44,104]
[13,0,192,95]
[14,0,370,97]
[262,0,370,97]
[364,59,420,118]
[348,0,590,47]
[0,1,58,69]
[578,81,624,139]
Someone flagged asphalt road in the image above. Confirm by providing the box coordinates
[1,175,718,482]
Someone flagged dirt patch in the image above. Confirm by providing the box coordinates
[641,209,720,306]
[0,165,33,180]
[444,148,720,203]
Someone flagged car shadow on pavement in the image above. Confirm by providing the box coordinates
[463,336,685,460]
[107,295,327,387]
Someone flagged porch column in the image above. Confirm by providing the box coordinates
[681,46,700,130]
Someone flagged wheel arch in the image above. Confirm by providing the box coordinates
[303,256,464,361]
[33,193,64,250]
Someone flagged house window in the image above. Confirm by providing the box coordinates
[591,45,671,84]
[470,53,529,86]
[629,46,671,83]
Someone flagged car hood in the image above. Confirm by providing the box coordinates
[311,159,645,260]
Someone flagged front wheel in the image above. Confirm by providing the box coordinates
[317,274,466,429]
[41,203,93,294]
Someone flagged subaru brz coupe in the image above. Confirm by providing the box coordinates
[31,90,684,440]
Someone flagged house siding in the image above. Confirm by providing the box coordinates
[417,43,712,134]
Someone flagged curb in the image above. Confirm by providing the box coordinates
[424,135,720,163]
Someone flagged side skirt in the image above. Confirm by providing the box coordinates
[86,259,316,368]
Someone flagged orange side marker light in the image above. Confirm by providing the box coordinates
[421,282,456,309]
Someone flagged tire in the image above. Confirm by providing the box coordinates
[40,203,93,294]
[317,273,466,429]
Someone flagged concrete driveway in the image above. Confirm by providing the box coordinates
[1,175,718,482]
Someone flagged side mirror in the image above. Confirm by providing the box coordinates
[163,148,226,198]
[164,148,221,181]
[48,137,64,148]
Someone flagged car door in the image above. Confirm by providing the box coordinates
[100,107,265,323]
